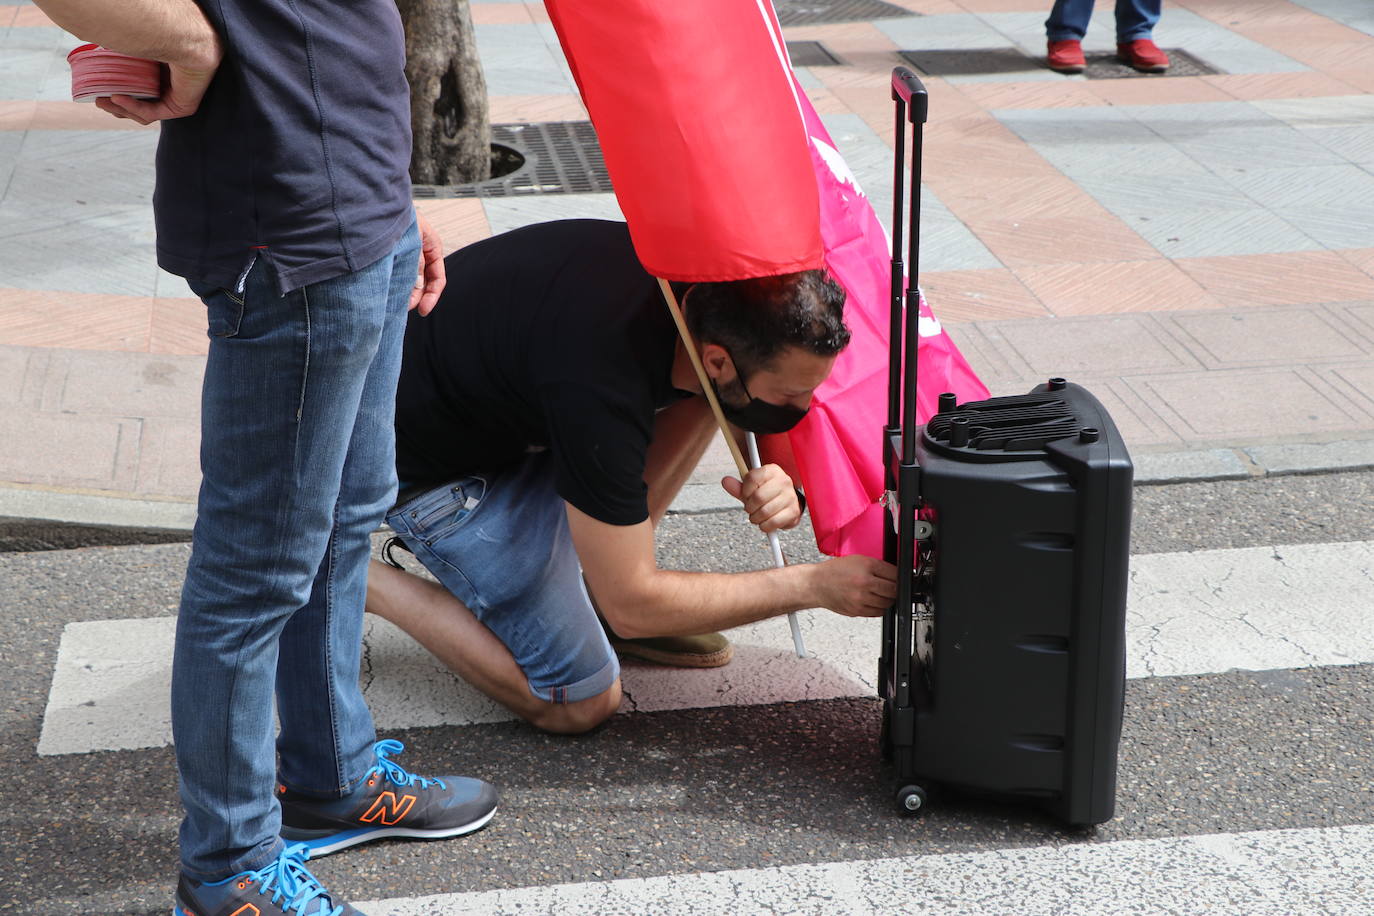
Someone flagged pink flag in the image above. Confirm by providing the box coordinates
[762,79,990,560]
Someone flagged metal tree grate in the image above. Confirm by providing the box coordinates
[787,41,845,67]
[1083,49,1221,79]
[899,48,1042,77]
[412,121,611,200]
[775,0,915,26]
[899,47,1223,79]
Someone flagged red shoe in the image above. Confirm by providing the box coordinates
[1047,39,1085,74]
[1117,39,1170,72]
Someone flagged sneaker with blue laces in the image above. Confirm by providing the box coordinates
[278,739,497,856]
[174,843,361,916]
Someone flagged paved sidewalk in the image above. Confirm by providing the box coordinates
[3,0,1374,531]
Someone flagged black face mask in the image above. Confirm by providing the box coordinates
[711,366,809,435]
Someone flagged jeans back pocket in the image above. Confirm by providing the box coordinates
[402,477,487,544]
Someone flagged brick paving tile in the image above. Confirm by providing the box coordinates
[1162,306,1373,367]
[469,3,535,25]
[12,6,55,27]
[1203,71,1363,101]
[414,199,491,255]
[1014,260,1224,316]
[1336,248,1374,280]
[0,289,152,352]
[487,94,587,123]
[149,299,210,357]
[1087,77,1235,107]
[30,103,152,131]
[955,81,1108,111]
[0,101,37,132]
[1175,251,1374,308]
[973,213,1161,270]
[1130,366,1373,441]
[920,268,1050,321]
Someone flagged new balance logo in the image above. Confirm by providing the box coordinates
[360,791,416,825]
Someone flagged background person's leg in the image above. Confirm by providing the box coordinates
[275,221,421,797]
[1115,0,1161,41]
[1046,0,1096,41]
[171,229,413,881]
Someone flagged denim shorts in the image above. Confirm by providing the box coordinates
[384,451,619,704]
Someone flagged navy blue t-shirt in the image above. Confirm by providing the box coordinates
[155,0,414,295]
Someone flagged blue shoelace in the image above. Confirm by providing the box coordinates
[370,738,447,791]
[236,843,343,916]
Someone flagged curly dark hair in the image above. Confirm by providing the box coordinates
[682,270,850,375]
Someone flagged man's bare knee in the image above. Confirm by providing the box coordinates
[529,680,621,735]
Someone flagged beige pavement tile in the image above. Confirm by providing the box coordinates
[888,0,964,13]
[469,2,534,25]
[783,23,897,46]
[488,94,587,123]
[52,350,204,420]
[974,214,1159,270]
[1244,25,1374,53]
[803,87,851,115]
[1336,249,1374,279]
[0,347,30,406]
[811,61,899,92]
[1330,364,1374,414]
[1161,306,1373,368]
[1303,43,1374,78]
[934,173,1098,224]
[414,199,491,255]
[1015,260,1223,315]
[149,298,209,356]
[1202,71,1362,101]
[0,101,36,132]
[1338,302,1374,343]
[939,321,1023,384]
[29,102,150,131]
[0,289,151,352]
[1092,379,1184,449]
[1128,366,1373,442]
[12,6,55,26]
[921,268,1050,321]
[1175,252,1374,308]
[1326,67,1374,93]
[980,313,1203,378]
[953,0,1046,10]
[135,417,202,500]
[955,81,1107,111]
[0,411,140,491]
[1087,77,1234,107]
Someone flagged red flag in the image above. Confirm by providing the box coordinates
[544,0,823,281]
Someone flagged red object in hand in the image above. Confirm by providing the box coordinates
[68,44,161,102]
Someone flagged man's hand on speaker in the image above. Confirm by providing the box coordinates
[814,555,898,617]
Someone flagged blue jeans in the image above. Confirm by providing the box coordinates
[1046,0,1161,42]
[386,452,619,704]
[172,220,420,880]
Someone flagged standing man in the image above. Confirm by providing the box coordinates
[1045,0,1170,73]
[33,1,497,914]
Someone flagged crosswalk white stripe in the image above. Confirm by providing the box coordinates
[37,539,1374,755]
[358,823,1374,915]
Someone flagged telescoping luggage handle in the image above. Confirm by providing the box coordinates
[888,67,928,468]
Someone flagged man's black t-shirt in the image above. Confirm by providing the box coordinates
[395,220,689,526]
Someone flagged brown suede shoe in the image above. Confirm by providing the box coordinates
[1046,39,1085,73]
[603,622,734,668]
[1117,38,1169,72]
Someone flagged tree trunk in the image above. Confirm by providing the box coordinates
[397,0,491,185]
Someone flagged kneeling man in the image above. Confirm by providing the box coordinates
[368,219,896,733]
